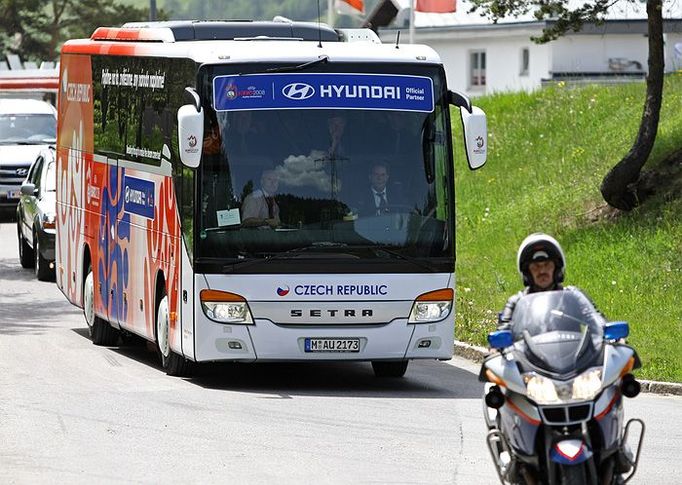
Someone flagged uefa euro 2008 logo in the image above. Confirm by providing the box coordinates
[226,82,238,101]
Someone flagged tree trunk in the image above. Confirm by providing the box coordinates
[599,0,664,211]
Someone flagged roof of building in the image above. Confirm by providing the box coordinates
[386,0,682,29]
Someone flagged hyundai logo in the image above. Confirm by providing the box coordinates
[16,168,28,177]
[282,83,315,100]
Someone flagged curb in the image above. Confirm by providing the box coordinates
[453,341,682,396]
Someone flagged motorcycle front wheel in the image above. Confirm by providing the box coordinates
[559,463,588,485]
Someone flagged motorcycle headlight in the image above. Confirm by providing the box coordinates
[200,289,253,324]
[571,368,603,400]
[524,373,560,404]
[408,289,453,323]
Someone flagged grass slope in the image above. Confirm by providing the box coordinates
[453,74,682,382]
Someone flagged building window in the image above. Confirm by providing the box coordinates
[470,50,486,88]
[520,48,530,76]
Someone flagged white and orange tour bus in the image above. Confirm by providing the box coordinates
[56,20,487,377]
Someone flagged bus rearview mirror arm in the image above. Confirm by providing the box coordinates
[184,87,201,112]
[448,90,472,114]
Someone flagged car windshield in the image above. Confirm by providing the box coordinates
[511,291,604,374]
[0,114,56,144]
[195,63,454,271]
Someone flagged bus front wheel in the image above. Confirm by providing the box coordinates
[371,360,409,378]
[83,268,118,346]
[156,293,191,377]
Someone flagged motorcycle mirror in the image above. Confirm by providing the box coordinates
[604,321,629,341]
[488,330,513,350]
[621,373,641,398]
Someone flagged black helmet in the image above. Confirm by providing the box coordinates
[516,233,566,287]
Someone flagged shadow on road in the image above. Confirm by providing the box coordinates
[0,298,81,334]
[0,209,17,223]
[186,359,484,399]
[71,326,484,399]
[0,259,37,283]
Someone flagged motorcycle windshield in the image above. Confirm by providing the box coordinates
[510,291,604,374]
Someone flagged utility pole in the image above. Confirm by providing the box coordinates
[328,0,335,27]
[150,0,157,21]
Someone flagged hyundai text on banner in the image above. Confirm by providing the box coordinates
[213,73,434,113]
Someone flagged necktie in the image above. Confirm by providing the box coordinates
[378,192,387,214]
[265,196,275,219]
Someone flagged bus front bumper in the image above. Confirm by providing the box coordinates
[192,316,454,363]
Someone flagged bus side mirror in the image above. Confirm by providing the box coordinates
[460,106,487,170]
[177,104,204,169]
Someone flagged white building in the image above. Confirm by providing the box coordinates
[371,0,682,97]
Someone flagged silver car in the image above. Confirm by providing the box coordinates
[16,146,56,281]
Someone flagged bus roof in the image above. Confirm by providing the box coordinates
[61,20,442,66]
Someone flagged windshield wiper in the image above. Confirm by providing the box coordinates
[220,242,354,272]
[371,246,439,273]
[238,56,329,76]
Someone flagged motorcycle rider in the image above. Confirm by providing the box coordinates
[498,233,604,329]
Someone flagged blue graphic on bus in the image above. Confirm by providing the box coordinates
[213,73,434,112]
[123,176,155,219]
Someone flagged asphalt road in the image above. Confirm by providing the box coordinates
[0,219,680,484]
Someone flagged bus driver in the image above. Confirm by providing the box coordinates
[241,169,281,228]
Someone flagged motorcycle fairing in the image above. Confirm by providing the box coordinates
[479,352,526,394]
[594,385,625,451]
[500,393,541,456]
[550,439,593,465]
[602,344,639,387]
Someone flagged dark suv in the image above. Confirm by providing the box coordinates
[16,146,56,281]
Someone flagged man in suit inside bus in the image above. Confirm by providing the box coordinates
[356,161,407,217]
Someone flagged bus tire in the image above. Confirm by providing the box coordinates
[83,268,118,346]
[371,360,409,378]
[156,292,191,377]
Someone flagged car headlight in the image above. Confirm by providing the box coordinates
[200,289,253,324]
[524,373,560,404]
[408,288,453,323]
[571,368,602,400]
[42,212,56,230]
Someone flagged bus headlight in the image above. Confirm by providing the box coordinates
[408,289,453,323]
[200,289,253,324]
[571,369,602,400]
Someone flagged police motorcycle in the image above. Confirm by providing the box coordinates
[480,290,644,485]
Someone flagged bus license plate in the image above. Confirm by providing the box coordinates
[304,338,360,353]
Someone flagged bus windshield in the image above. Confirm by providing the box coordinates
[196,64,453,272]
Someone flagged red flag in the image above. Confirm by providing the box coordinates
[335,0,365,16]
[416,0,456,13]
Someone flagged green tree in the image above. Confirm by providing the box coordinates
[469,0,667,211]
[0,0,167,62]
